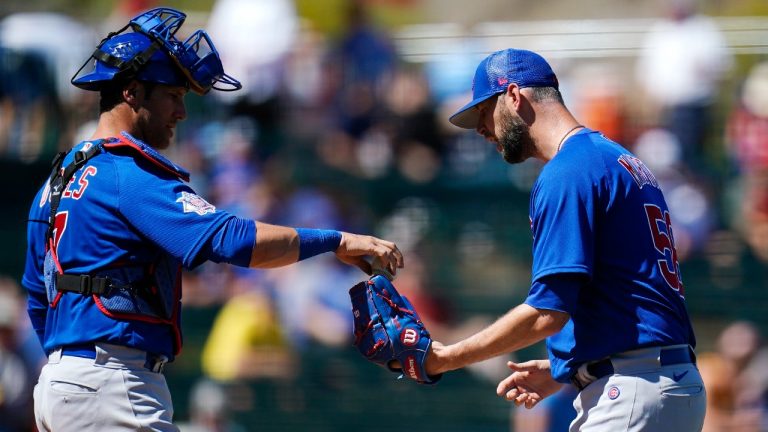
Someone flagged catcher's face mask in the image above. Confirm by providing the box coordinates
[72,7,241,95]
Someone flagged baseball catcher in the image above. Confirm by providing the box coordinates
[349,272,441,384]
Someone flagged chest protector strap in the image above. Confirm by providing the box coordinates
[44,144,106,304]
[46,144,103,243]
[43,141,183,354]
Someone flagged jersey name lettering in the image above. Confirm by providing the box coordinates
[618,155,659,189]
[62,166,98,200]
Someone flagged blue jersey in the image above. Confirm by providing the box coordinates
[22,134,255,360]
[524,129,695,382]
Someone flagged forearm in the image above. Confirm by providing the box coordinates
[248,223,343,268]
[432,304,567,374]
[249,222,300,268]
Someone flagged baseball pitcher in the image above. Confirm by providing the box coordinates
[422,48,706,432]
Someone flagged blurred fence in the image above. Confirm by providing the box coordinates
[392,16,768,60]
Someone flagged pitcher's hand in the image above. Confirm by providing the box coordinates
[496,359,562,409]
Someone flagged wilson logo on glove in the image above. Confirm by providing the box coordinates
[349,274,441,385]
[401,328,419,346]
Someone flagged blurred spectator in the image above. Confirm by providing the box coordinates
[200,280,297,382]
[0,46,59,162]
[635,0,731,165]
[0,277,35,432]
[316,0,399,178]
[207,0,299,151]
[633,128,715,259]
[726,61,768,262]
[268,255,359,349]
[0,12,95,106]
[177,379,247,432]
[382,66,445,183]
[570,62,626,144]
[698,321,768,432]
[331,0,396,91]
[0,12,99,161]
[512,384,578,432]
[267,188,361,349]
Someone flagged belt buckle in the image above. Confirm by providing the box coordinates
[146,354,168,373]
[570,375,587,391]
[571,362,599,391]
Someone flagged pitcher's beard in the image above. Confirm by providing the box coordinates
[498,104,533,164]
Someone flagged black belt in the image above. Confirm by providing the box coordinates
[60,344,168,373]
[571,345,696,390]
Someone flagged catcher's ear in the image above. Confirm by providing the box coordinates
[123,81,144,108]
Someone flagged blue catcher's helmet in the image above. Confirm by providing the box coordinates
[72,32,188,91]
[71,7,241,95]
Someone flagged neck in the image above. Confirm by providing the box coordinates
[89,105,139,142]
[529,105,582,162]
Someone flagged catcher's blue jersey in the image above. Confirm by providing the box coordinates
[524,128,695,382]
[22,134,255,360]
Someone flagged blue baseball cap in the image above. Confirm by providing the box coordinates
[449,49,559,129]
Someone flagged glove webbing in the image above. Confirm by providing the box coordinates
[375,287,418,322]
[353,281,422,355]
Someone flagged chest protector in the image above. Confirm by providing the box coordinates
[43,135,190,354]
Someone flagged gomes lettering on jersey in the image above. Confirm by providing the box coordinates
[644,204,684,297]
[62,166,98,200]
[618,155,659,190]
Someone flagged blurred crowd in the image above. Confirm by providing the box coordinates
[2,0,768,430]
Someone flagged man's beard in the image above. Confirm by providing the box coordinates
[497,103,532,164]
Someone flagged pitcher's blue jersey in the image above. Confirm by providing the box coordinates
[22,134,255,359]
[524,129,695,382]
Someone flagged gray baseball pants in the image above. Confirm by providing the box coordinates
[34,343,177,431]
[570,345,706,432]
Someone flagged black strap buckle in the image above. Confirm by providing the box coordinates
[79,274,92,295]
[77,275,109,295]
[57,274,111,296]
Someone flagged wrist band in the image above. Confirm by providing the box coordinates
[296,228,342,261]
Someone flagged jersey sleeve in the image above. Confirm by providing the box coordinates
[116,160,254,269]
[524,273,585,316]
[529,161,601,283]
[22,186,50,346]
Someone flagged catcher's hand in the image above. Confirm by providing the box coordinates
[349,274,442,384]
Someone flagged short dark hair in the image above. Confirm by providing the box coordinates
[528,87,564,104]
[98,80,157,114]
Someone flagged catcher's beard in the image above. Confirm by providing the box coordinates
[498,101,534,164]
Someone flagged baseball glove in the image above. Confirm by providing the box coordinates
[349,272,442,384]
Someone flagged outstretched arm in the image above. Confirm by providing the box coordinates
[425,304,569,375]
[249,222,403,275]
[496,359,563,408]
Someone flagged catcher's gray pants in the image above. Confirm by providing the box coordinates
[34,343,177,432]
[570,345,706,432]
